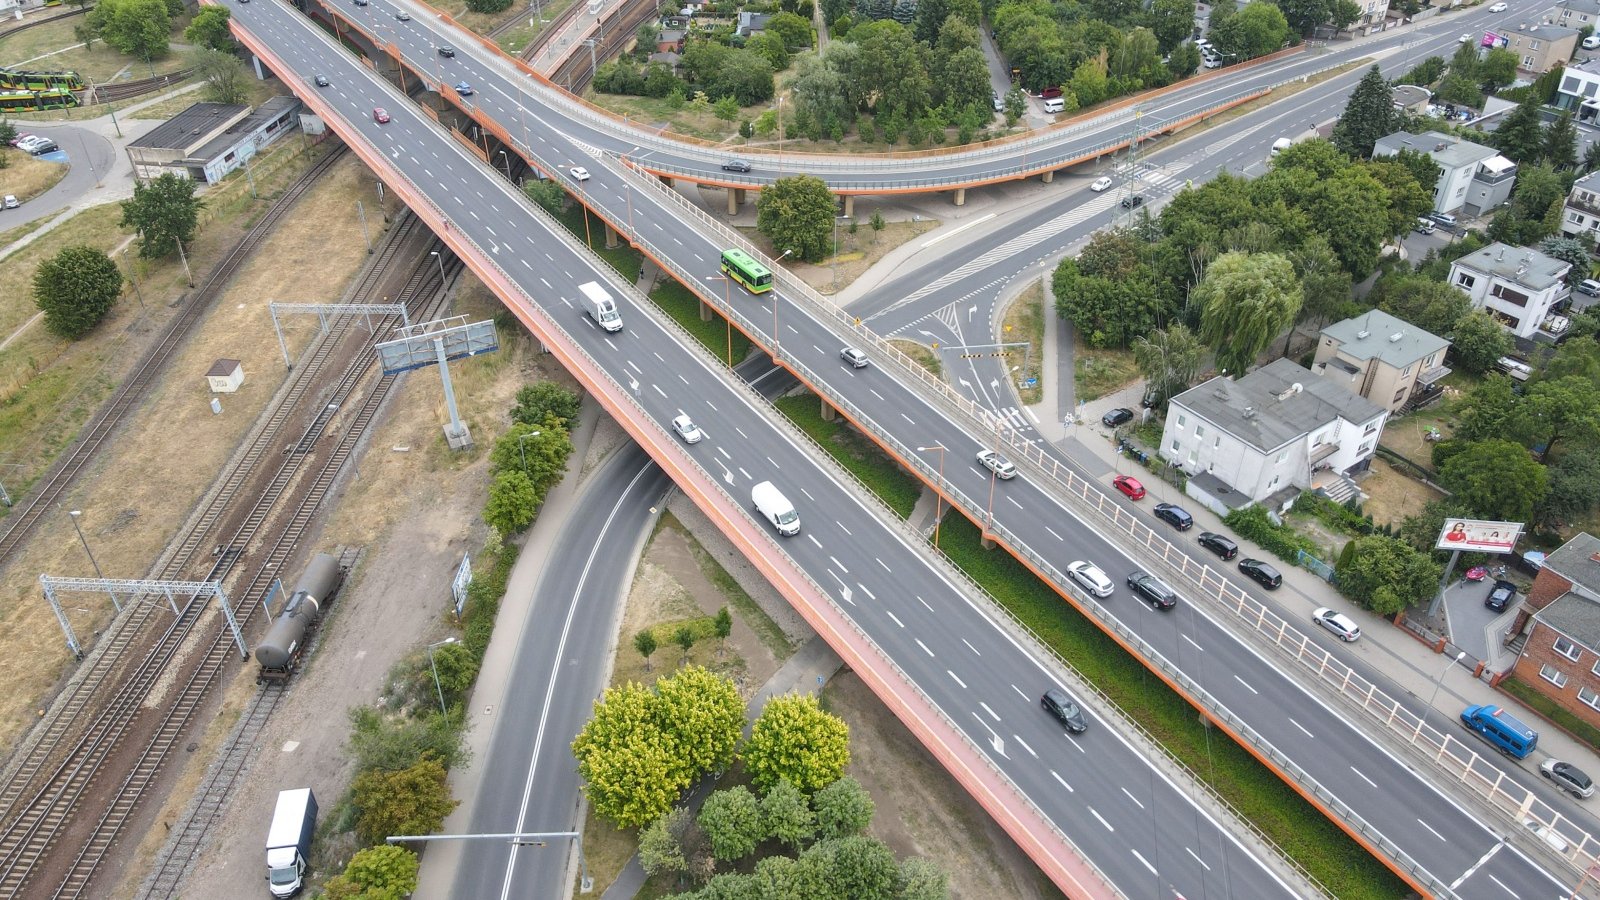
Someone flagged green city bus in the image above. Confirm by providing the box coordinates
[720,248,773,294]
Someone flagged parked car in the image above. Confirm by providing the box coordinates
[314,74,330,87]
[569,166,591,181]
[1485,579,1517,612]
[1101,407,1134,427]
[1153,502,1193,530]
[1585,34,1600,49]
[372,107,390,123]
[2,195,17,209]
[1066,560,1115,598]
[1127,571,1178,610]
[1198,531,1238,560]
[1040,86,1063,99]
[1541,759,1595,798]
[1578,278,1600,297]
[839,347,869,369]
[1239,557,1282,589]
[1312,607,1360,641]
[671,414,703,444]
[720,159,752,173]
[1112,475,1145,500]
[1040,688,1088,733]
[1090,176,1113,192]
[1427,211,1457,228]
[975,449,1017,480]
[27,140,57,155]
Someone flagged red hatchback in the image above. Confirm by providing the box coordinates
[373,107,391,123]
[1112,475,1145,500]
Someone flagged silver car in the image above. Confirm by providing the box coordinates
[839,347,869,369]
[1541,759,1595,798]
[671,414,703,444]
[1067,560,1114,598]
[1312,607,1360,642]
[975,449,1017,480]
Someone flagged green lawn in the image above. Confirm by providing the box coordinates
[772,393,922,520]
[551,203,642,283]
[1500,677,1600,751]
[647,279,752,368]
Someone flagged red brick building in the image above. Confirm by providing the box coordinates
[1510,533,1600,727]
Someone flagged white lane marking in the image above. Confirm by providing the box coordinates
[737,467,751,480]
[800,487,816,501]
[837,521,852,536]
[1130,849,1157,877]
[807,534,822,549]
[1417,819,1446,843]
[627,360,642,374]
[1349,767,1377,789]
[858,583,876,600]
[1016,735,1037,758]
[651,384,666,398]
[885,610,904,628]
[1233,675,1258,695]
[678,374,689,385]
[1089,808,1115,832]
[1486,874,1514,895]
[1186,847,1210,870]
[1450,841,1504,891]
[917,595,932,612]
[870,389,885,400]
[948,670,967,689]
[605,337,619,351]
[717,446,731,459]
[735,427,748,439]
[1182,634,1204,653]
[901,413,915,425]
[1026,407,1040,424]
[812,344,823,355]
[915,639,935,657]
[1290,718,1313,739]
[1051,770,1074,793]
[919,212,995,247]
[877,558,891,573]
[653,352,665,362]
[1046,526,1064,541]
[766,456,779,469]
[962,638,980,656]
[706,400,717,411]
[1006,496,1023,510]
[829,556,850,573]
[980,702,999,721]
[1121,787,1145,810]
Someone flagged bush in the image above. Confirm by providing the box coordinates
[464,0,511,11]
[346,706,468,774]
[33,246,123,339]
[1296,494,1375,536]
[322,844,419,898]
[1223,504,1320,563]
[351,755,458,846]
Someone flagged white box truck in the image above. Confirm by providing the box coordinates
[266,788,318,897]
[752,481,800,536]
[579,281,623,333]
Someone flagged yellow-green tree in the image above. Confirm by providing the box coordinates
[322,844,419,899]
[744,693,849,793]
[351,756,457,846]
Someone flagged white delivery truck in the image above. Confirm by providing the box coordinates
[266,788,318,897]
[579,281,623,333]
[752,481,800,536]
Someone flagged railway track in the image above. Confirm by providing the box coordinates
[0,232,461,898]
[78,68,197,105]
[0,144,347,575]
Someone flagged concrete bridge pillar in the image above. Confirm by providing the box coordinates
[1041,170,1054,184]
[658,173,673,187]
[842,195,854,217]
[699,298,713,321]
[820,398,837,422]
[604,222,620,249]
[727,189,739,215]
[980,533,997,550]
[952,188,966,207]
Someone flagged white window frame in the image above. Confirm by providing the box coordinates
[1581,686,1600,712]
[1541,663,1570,688]
[1555,635,1583,662]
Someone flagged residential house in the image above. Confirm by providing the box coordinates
[1550,0,1600,31]
[1560,169,1600,249]
[1391,84,1432,115]
[656,29,685,53]
[1494,19,1579,73]
[1447,242,1572,339]
[1356,0,1391,32]
[1557,56,1600,121]
[735,11,771,36]
[1508,534,1600,730]
[1313,309,1451,414]
[1373,130,1517,216]
[1162,358,1388,515]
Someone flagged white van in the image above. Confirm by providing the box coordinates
[1043,97,1065,114]
[1271,137,1293,156]
[578,281,623,333]
[751,481,800,536]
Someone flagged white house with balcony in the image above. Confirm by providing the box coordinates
[1447,242,1572,339]
[1561,170,1600,250]
[1373,131,1516,217]
[1162,359,1388,514]
[1556,56,1600,121]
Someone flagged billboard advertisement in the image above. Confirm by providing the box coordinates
[1435,518,1523,553]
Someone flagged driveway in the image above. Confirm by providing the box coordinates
[1441,576,1519,666]
[0,123,126,232]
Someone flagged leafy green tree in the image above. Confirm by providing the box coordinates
[938,46,991,113]
[767,10,814,48]
[1480,47,1519,91]
[745,693,850,792]
[1052,259,1166,349]
[1290,236,1354,327]
[1539,236,1591,286]
[193,47,249,105]
[429,640,479,701]
[1544,110,1579,170]
[673,624,696,661]
[1448,309,1512,375]
[572,682,690,827]
[1537,448,1600,528]
[1276,0,1331,36]
[184,5,233,50]
[1493,98,1547,164]
[1366,156,1434,237]
[1167,41,1201,77]
[698,786,765,860]
[322,845,420,899]
[713,607,732,656]
[512,381,581,427]
[1329,0,1361,30]
[90,0,171,60]
[713,96,740,121]
[653,665,743,775]
[812,775,874,839]
[1331,66,1395,157]
[747,31,792,72]
[1335,535,1441,616]
[896,857,950,900]
[523,177,566,214]
[1376,274,1471,335]
[464,0,512,12]
[634,629,658,671]
[1439,438,1550,522]
[351,755,458,846]
[910,0,948,42]
[1519,375,1600,459]
[33,246,124,339]
[639,806,691,877]
[121,173,203,259]
[1398,499,1474,555]
[484,469,539,534]
[1544,335,1600,387]
[759,778,817,849]
[816,835,899,899]
[869,210,886,241]
[1210,1,1289,59]
[490,422,573,495]
[1131,323,1205,407]
[1451,375,1522,444]
[1148,0,1195,49]
[1194,251,1302,375]
[756,175,838,262]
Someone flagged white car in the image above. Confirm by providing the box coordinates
[569,166,591,181]
[671,414,703,444]
[975,449,1017,480]
[1488,1,1507,10]
[1586,34,1600,49]
[1459,33,1473,42]
[1312,607,1361,642]
[1090,176,1113,192]
[1067,560,1115,598]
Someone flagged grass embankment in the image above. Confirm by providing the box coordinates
[1501,677,1600,752]
[1002,279,1045,406]
[772,392,922,520]
[552,202,643,281]
[1073,338,1140,402]
[647,278,753,367]
[0,154,69,205]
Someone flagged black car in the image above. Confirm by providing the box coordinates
[314,74,330,87]
[1101,407,1134,427]
[1197,531,1238,560]
[1486,579,1518,612]
[1238,558,1282,589]
[721,159,752,173]
[1041,688,1088,733]
[1127,571,1179,610]
[438,45,456,57]
[1153,502,1193,531]
[1121,194,1144,209]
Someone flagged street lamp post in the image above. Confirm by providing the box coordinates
[516,430,542,471]
[497,150,513,180]
[1415,650,1468,742]
[916,445,946,547]
[430,249,447,284]
[710,274,734,367]
[119,248,147,316]
[427,637,460,715]
[832,215,850,291]
[769,248,792,349]
[68,510,119,611]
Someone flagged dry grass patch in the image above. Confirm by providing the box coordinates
[0,154,69,204]
[889,339,942,379]
[1001,277,1044,405]
[734,218,937,296]
[1073,337,1140,402]
[1357,458,1445,529]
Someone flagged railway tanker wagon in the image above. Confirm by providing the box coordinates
[255,553,343,683]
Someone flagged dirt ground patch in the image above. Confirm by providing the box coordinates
[1074,338,1141,402]
[1378,400,1463,471]
[1358,457,1446,529]
[0,153,68,204]
[780,218,939,296]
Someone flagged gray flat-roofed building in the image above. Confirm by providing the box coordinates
[126,97,302,184]
[1447,242,1572,338]
[1313,309,1451,413]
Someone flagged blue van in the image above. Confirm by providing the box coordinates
[1460,704,1538,758]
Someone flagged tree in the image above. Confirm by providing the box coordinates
[184,5,233,50]
[673,624,696,661]
[193,47,249,105]
[429,640,479,701]
[869,210,886,242]
[653,665,743,775]
[1148,0,1195,50]
[759,778,817,849]
[33,246,123,339]
[90,0,170,60]
[523,177,566,214]
[484,469,539,534]
[1398,499,1474,555]
[351,755,458,846]
[322,845,420,899]
[639,807,692,877]
[812,775,874,839]
[346,705,468,773]
[512,381,582,427]
[1329,0,1361,30]
[121,172,203,259]
[1452,375,1523,444]
[1537,448,1600,528]
[73,22,97,53]
[897,858,950,900]
[634,629,658,671]
[745,693,850,792]
[699,786,765,860]
[1492,98,1547,164]
[489,422,573,499]
[767,10,814,48]
[1376,275,1471,335]
[756,175,837,262]
[1194,251,1302,375]
[1519,375,1600,459]
[1131,323,1205,407]
[1052,258,1168,349]
[572,682,691,827]
[1480,47,1519,91]
[1211,1,1289,58]
[465,0,513,12]
[1448,309,1512,375]
[1290,236,1354,327]
[1334,535,1441,616]
[1544,110,1579,170]
[1331,66,1396,158]
[1439,438,1550,522]
[1276,0,1331,36]
[713,607,732,656]
[816,835,899,899]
